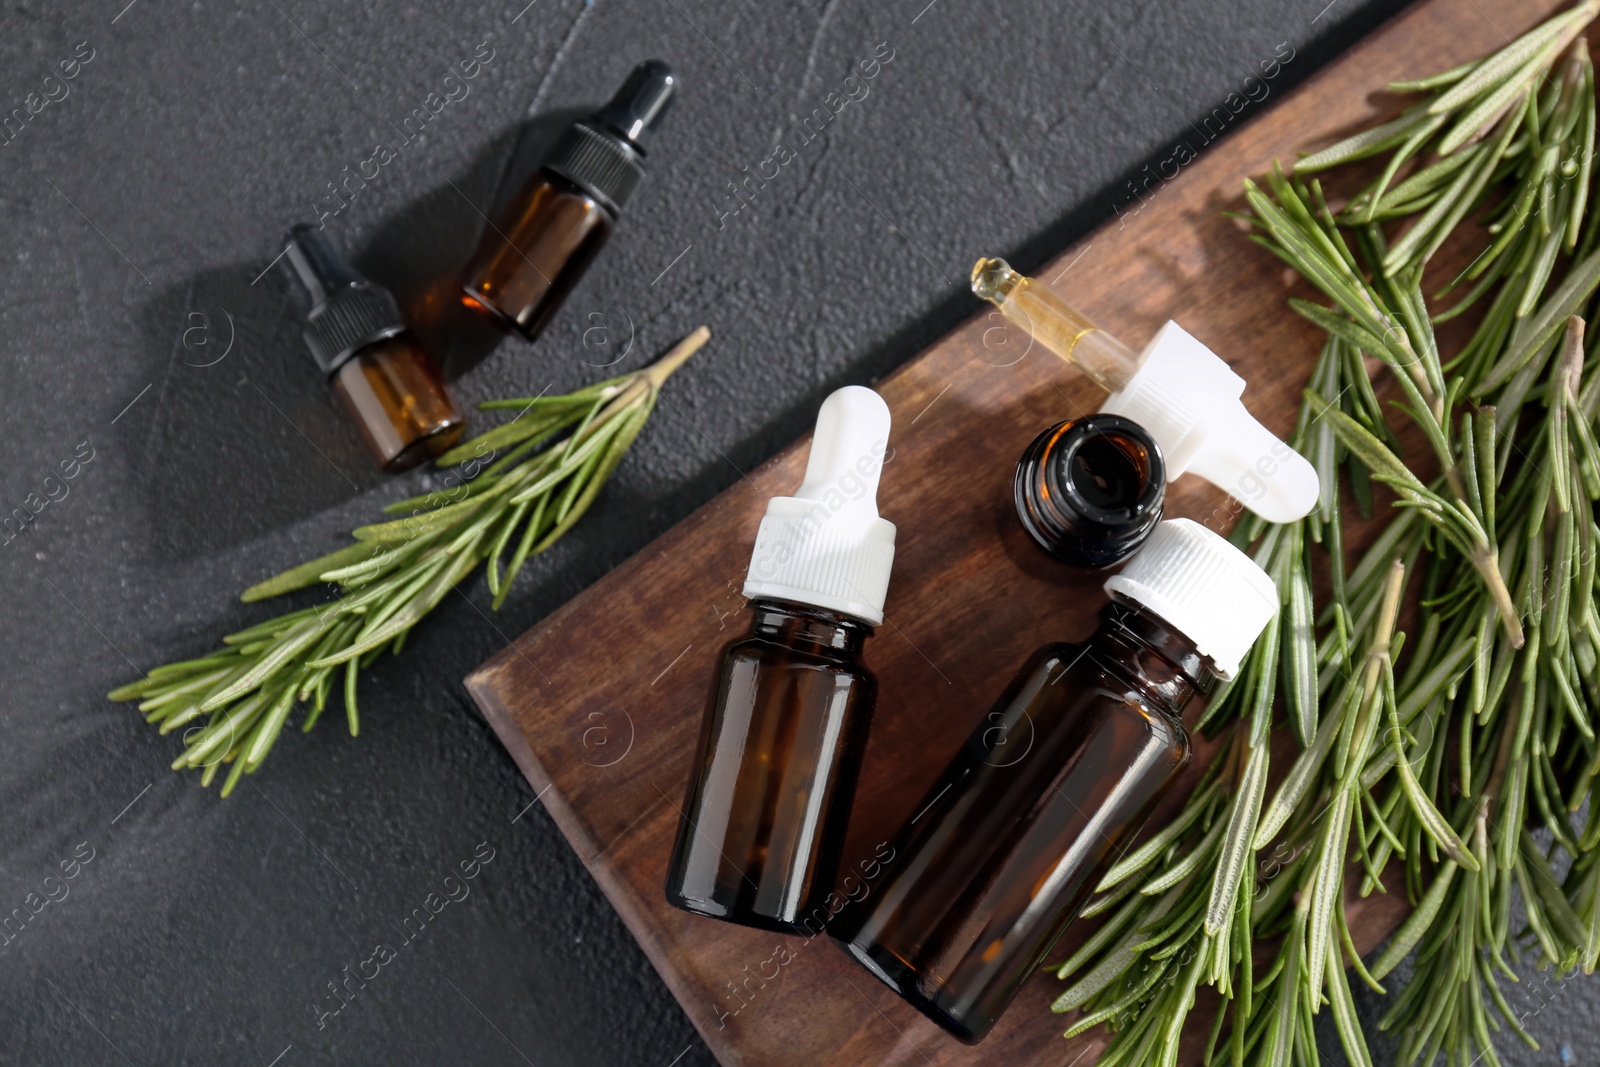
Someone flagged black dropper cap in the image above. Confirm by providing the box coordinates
[592,59,677,154]
[284,224,407,377]
[543,60,677,216]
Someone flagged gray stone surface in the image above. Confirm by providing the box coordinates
[2,0,1584,1064]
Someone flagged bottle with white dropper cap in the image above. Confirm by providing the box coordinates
[972,257,1320,525]
[834,519,1278,1043]
[666,385,896,934]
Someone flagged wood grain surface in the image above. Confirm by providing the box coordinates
[465,1,1569,1062]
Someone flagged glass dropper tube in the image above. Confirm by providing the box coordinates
[971,257,1144,393]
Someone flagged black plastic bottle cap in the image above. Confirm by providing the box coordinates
[543,60,677,216]
[592,59,677,154]
[283,224,406,377]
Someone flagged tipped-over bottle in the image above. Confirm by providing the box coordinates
[832,519,1278,1043]
[285,225,465,472]
[461,61,678,341]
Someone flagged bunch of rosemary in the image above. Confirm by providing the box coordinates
[108,327,709,795]
[1053,6,1600,1065]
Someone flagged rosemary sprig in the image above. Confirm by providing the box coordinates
[109,327,710,794]
[1053,7,1600,1065]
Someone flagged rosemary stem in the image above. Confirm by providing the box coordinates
[644,325,712,389]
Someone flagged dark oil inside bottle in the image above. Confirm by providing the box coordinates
[283,223,467,473]
[1014,415,1164,568]
[459,173,614,342]
[832,602,1195,1044]
[666,599,878,935]
[1068,432,1143,509]
[332,337,466,472]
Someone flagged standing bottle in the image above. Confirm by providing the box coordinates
[832,519,1277,1043]
[666,386,897,934]
[460,60,677,341]
[285,225,466,472]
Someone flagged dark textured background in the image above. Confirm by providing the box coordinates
[2,0,1590,1064]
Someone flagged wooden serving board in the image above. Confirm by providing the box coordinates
[465,0,1566,1062]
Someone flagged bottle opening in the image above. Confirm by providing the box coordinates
[1014,414,1166,569]
[1063,431,1148,514]
[1050,422,1160,524]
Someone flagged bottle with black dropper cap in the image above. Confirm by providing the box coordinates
[285,224,466,472]
[460,60,677,341]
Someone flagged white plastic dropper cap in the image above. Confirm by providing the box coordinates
[742,386,897,626]
[1100,323,1320,524]
[1103,518,1278,680]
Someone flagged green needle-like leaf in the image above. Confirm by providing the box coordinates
[1204,740,1270,935]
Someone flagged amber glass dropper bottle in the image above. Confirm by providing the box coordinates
[665,386,898,934]
[832,519,1278,1044]
[285,225,465,472]
[460,60,677,341]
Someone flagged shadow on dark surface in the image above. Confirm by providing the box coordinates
[127,109,593,565]
[130,263,387,563]
[995,0,1423,285]
[716,1,1422,490]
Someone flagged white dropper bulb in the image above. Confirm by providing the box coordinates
[1185,403,1321,524]
[1100,323,1320,525]
[743,386,898,626]
[792,386,888,524]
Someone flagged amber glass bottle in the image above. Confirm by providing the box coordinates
[285,225,465,472]
[460,60,676,341]
[1014,413,1165,567]
[666,600,878,932]
[666,386,898,934]
[832,519,1278,1043]
[330,339,465,472]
